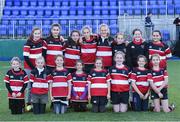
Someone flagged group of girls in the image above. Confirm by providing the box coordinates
[4,23,174,115]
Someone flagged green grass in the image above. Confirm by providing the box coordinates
[0,61,180,121]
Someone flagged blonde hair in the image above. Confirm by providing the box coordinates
[35,56,45,63]
[81,25,92,35]
[10,57,22,67]
[99,23,110,34]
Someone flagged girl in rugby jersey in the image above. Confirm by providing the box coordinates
[148,30,172,69]
[23,27,46,109]
[80,26,97,74]
[88,57,111,113]
[96,24,114,69]
[4,57,29,114]
[109,51,131,112]
[150,54,172,112]
[49,55,72,114]
[30,56,51,114]
[71,59,88,112]
[130,55,151,111]
[43,23,65,71]
[64,30,81,73]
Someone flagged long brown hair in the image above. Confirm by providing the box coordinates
[28,27,41,41]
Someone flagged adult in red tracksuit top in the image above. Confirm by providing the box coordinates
[43,35,65,70]
[64,37,81,73]
[4,69,29,114]
[80,36,97,73]
[96,36,114,68]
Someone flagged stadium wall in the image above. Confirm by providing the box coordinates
[0,40,25,61]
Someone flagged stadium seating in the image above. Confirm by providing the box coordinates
[0,0,179,38]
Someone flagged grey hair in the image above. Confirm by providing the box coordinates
[10,57,22,67]
[99,23,110,34]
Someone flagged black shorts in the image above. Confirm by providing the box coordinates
[91,96,108,106]
[151,88,168,100]
[111,91,129,104]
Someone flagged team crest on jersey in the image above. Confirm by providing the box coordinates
[10,75,14,78]
[20,76,23,80]
[82,77,86,81]
[161,71,163,74]
[49,41,53,44]
[53,72,57,75]
[131,46,135,48]
[153,73,156,75]
[73,77,76,80]
[141,45,144,48]
[72,46,76,49]
[122,70,126,74]
[159,48,162,50]
[149,46,152,48]
[137,72,141,75]
[33,46,36,48]
[43,74,46,79]
[112,69,117,72]
[92,73,96,76]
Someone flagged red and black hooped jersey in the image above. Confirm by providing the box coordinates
[30,68,51,95]
[88,69,111,96]
[71,72,88,102]
[50,68,72,97]
[80,36,97,64]
[109,65,131,92]
[96,36,114,67]
[130,68,152,94]
[44,36,65,68]
[4,69,29,99]
[148,42,172,69]
[151,69,168,88]
[23,39,46,69]
[64,45,81,69]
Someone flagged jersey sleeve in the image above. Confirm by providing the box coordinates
[23,71,29,84]
[4,71,10,83]
[130,70,137,82]
[67,73,72,83]
[164,69,168,78]
[23,43,30,57]
[164,44,172,58]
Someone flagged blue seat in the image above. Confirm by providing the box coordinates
[26,27,33,36]
[28,10,36,16]
[0,25,7,36]
[86,7,93,15]
[159,6,166,15]
[36,10,44,17]
[16,26,25,36]
[8,26,14,35]
[52,10,60,17]
[52,20,59,24]
[3,9,11,16]
[93,7,101,16]
[22,1,29,7]
[86,0,93,6]
[1,20,9,25]
[101,19,109,24]
[148,5,159,14]
[126,1,133,6]
[46,1,53,7]
[70,20,76,25]
[27,20,34,25]
[20,9,28,16]
[93,0,101,6]
[102,8,109,16]
[110,7,117,16]
[45,10,52,17]
[77,0,84,6]
[110,20,117,25]
[109,0,117,6]
[102,1,109,6]
[85,20,93,25]
[110,25,118,35]
[167,4,175,15]
[77,20,84,25]
[54,1,61,7]
[60,20,68,25]
[149,0,157,5]
[38,1,45,7]
[69,7,77,15]
[134,6,142,15]
[42,25,50,36]
[77,7,85,15]
[35,20,42,25]
[43,20,51,25]
[62,1,69,6]
[12,9,19,16]
[18,20,26,25]
[61,7,69,16]
[70,0,76,6]
[158,0,165,5]
[5,1,13,6]
[30,1,37,7]
[134,0,141,5]
[14,1,21,7]
[126,7,133,15]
